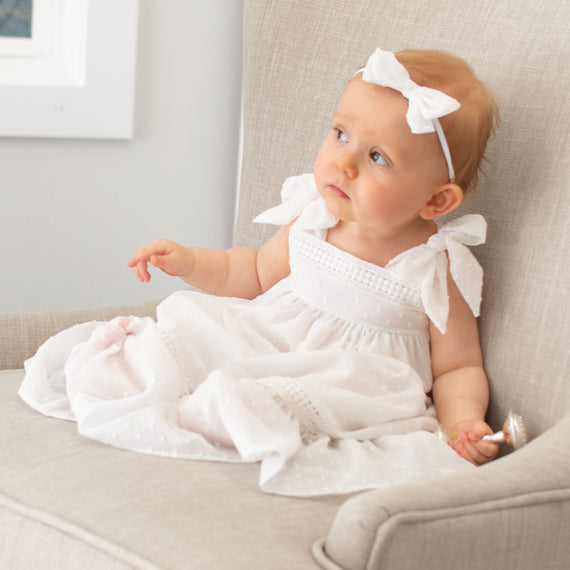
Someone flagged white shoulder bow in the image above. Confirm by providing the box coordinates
[253,174,338,231]
[389,215,487,333]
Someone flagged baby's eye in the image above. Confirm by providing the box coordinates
[335,128,348,143]
[370,151,388,166]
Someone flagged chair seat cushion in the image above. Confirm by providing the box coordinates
[0,369,343,569]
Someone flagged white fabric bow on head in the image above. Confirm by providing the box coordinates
[360,48,460,181]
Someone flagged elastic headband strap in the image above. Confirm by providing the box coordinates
[432,118,455,182]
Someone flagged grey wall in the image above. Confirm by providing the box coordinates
[0,0,243,314]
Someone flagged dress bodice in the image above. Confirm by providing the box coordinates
[289,224,427,334]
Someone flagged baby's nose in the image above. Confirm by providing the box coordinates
[334,152,357,179]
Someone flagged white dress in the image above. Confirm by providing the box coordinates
[19,174,487,496]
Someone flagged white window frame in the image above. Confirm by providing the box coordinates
[0,0,139,139]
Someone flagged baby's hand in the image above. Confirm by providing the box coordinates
[128,239,194,282]
[447,420,498,466]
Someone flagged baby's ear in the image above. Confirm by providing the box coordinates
[420,183,464,220]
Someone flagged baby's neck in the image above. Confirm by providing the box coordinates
[326,219,438,267]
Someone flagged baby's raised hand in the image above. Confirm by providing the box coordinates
[447,420,498,466]
[128,239,194,282]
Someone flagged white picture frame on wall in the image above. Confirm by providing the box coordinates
[0,0,139,139]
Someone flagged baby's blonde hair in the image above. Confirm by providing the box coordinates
[395,49,499,192]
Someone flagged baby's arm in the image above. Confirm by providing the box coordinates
[128,223,292,299]
[430,273,498,465]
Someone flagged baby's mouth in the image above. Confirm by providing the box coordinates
[329,184,350,199]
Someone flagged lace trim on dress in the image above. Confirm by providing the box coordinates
[290,227,422,311]
[260,377,340,439]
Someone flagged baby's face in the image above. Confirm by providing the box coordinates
[313,77,449,239]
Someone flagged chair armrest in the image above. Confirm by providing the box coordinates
[316,414,570,570]
[0,300,159,370]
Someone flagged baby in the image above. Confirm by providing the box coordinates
[22,47,500,496]
[129,48,499,466]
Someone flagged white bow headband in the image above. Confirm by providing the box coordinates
[358,48,460,181]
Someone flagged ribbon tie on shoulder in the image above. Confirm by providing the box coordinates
[253,174,338,231]
[419,215,487,333]
[360,48,460,181]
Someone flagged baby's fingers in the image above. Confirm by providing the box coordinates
[130,260,151,282]
[128,241,170,281]
[128,254,154,282]
[448,436,471,462]
[449,433,498,465]
[468,435,499,464]
[128,243,160,267]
